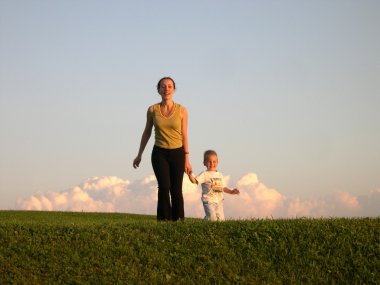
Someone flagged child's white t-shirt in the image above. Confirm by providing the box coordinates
[195,170,225,202]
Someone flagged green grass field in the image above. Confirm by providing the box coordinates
[0,211,379,284]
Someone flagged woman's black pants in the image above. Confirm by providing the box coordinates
[151,145,185,221]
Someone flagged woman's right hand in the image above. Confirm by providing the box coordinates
[133,156,141,169]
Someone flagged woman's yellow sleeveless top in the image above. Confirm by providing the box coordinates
[152,103,183,149]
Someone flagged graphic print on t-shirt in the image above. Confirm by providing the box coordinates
[210,178,223,192]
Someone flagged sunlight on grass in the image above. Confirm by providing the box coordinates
[1,211,379,284]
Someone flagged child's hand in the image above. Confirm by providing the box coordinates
[187,171,198,184]
[231,188,240,194]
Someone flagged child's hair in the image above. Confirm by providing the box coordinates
[203,149,218,164]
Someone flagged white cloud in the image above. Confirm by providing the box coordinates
[16,173,380,218]
[225,174,285,218]
[285,197,329,217]
[17,177,126,213]
[336,191,360,209]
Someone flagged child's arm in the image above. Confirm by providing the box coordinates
[223,187,240,195]
[187,171,198,184]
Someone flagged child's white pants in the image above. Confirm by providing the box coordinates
[202,200,225,221]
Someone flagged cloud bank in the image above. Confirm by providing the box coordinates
[16,173,380,218]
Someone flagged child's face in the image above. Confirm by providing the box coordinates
[204,154,218,171]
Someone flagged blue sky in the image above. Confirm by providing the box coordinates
[1,1,379,216]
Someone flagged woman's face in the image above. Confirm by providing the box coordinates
[158,79,175,100]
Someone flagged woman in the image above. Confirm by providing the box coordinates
[133,77,192,221]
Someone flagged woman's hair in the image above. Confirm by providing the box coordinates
[157,77,176,92]
[203,149,218,164]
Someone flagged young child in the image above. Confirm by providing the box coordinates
[188,150,240,221]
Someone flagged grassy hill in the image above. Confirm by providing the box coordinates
[0,211,379,284]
